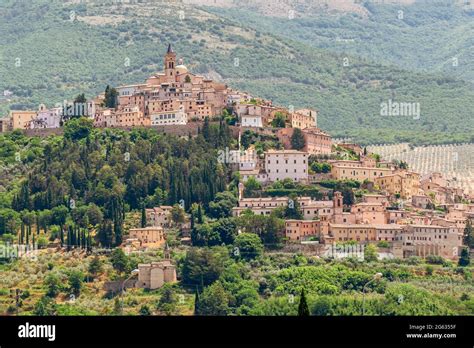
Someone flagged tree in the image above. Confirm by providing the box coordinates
[271,112,286,128]
[291,128,306,150]
[463,220,473,248]
[341,187,355,206]
[68,270,84,296]
[182,247,229,287]
[458,247,470,267]
[196,204,204,224]
[196,281,230,316]
[64,117,93,141]
[104,85,118,109]
[34,296,57,315]
[170,204,186,225]
[236,214,285,248]
[202,117,211,141]
[364,244,378,262]
[208,191,238,219]
[244,176,262,197]
[74,93,87,104]
[141,204,147,228]
[88,256,102,277]
[157,284,176,315]
[44,273,62,298]
[98,220,114,248]
[284,196,303,219]
[233,233,264,260]
[139,305,151,316]
[194,287,200,316]
[212,218,238,245]
[312,296,332,316]
[110,248,129,274]
[298,288,310,316]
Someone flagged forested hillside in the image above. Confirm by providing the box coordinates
[0,119,232,246]
[208,1,474,83]
[0,0,473,145]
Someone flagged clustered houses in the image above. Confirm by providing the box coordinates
[234,177,466,260]
[0,100,99,131]
[94,44,231,127]
[0,45,471,263]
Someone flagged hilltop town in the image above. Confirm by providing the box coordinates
[0,46,472,316]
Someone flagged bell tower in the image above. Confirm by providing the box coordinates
[164,44,176,82]
[333,191,343,223]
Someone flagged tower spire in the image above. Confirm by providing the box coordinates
[167,43,173,54]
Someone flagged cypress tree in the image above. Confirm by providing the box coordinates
[463,219,473,248]
[20,223,25,244]
[197,205,203,224]
[26,224,30,245]
[298,289,310,316]
[141,204,147,228]
[36,215,40,235]
[60,227,64,247]
[194,287,200,316]
[87,230,92,253]
[202,117,210,141]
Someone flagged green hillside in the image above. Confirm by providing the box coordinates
[207,1,474,83]
[0,0,473,145]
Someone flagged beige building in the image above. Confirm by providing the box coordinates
[151,106,187,126]
[375,171,420,199]
[331,164,392,182]
[350,202,387,225]
[128,227,166,247]
[0,117,12,132]
[395,225,462,260]
[136,260,177,290]
[285,220,320,241]
[412,195,432,209]
[233,190,344,222]
[362,194,389,206]
[265,149,308,183]
[115,106,149,127]
[10,110,37,130]
[303,128,332,155]
[375,224,403,242]
[290,109,317,129]
[329,224,377,242]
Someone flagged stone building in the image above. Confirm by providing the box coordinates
[136,260,177,290]
[145,206,173,228]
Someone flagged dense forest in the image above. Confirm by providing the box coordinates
[0,118,232,248]
[0,0,473,145]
